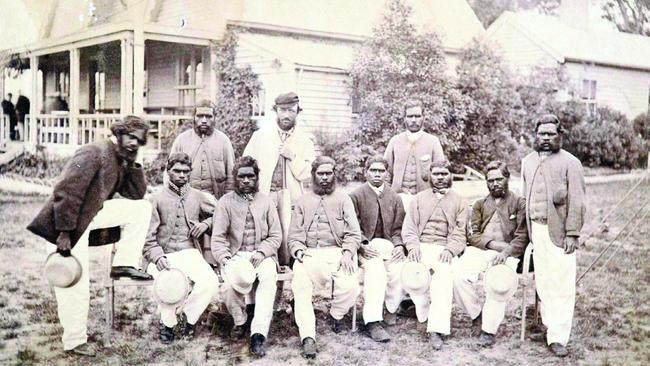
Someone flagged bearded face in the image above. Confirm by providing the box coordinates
[429,166,452,190]
[235,166,259,195]
[486,169,508,199]
[312,163,336,196]
[534,123,561,153]
[193,107,216,137]
[275,104,298,131]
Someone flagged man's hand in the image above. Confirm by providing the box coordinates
[360,245,380,260]
[250,252,265,268]
[438,249,453,264]
[189,222,209,239]
[491,251,509,266]
[486,240,508,252]
[220,256,232,268]
[295,250,306,263]
[279,146,295,161]
[391,246,406,263]
[339,251,356,275]
[407,247,421,263]
[156,256,170,271]
[56,231,72,257]
[564,236,579,254]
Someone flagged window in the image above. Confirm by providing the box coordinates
[581,79,597,115]
[250,88,266,118]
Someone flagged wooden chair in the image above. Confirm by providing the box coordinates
[519,243,539,341]
[92,227,153,347]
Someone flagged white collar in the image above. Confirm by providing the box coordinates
[406,129,424,143]
[367,182,384,196]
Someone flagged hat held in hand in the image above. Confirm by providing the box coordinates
[44,252,82,288]
[484,264,518,302]
[153,268,190,307]
[223,256,256,294]
[400,261,431,295]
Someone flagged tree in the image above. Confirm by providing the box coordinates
[213,31,262,156]
[452,40,526,170]
[602,0,650,36]
[468,0,560,28]
[350,0,467,156]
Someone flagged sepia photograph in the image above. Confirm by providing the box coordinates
[0,0,649,364]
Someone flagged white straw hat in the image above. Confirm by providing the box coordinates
[44,252,82,288]
[223,257,256,294]
[153,268,190,307]
[484,264,518,302]
[400,261,431,295]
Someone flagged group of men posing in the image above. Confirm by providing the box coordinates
[27,92,585,360]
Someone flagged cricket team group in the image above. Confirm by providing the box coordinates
[27,91,586,360]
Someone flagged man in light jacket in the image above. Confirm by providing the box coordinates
[401,159,467,351]
[211,156,281,358]
[171,99,235,200]
[384,100,445,208]
[521,114,585,358]
[143,152,219,344]
[243,92,316,264]
[288,156,362,359]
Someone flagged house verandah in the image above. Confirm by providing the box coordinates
[2,22,219,159]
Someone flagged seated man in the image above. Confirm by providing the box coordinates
[349,155,406,342]
[289,156,362,359]
[401,159,467,350]
[211,156,281,358]
[453,160,528,347]
[143,152,219,344]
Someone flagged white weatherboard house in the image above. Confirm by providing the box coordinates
[0,0,484,156]
[485,1,650,118]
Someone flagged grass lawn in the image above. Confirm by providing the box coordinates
[0,179,649,365]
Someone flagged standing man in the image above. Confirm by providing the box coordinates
[288,156,362,359]
[1,92,17,140]
[143,152,219,344]
[171,99,235,200]
[27,116,153,356]
[453,160,528,347]
[243,92,316,264]
[349,155,406,342]
[211,156,281,358]
[521,114,585,357]
[384,100,445,207]
[15,91,30,141]
[401,159,467,351]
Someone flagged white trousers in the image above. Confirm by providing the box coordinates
[45,199,151,350]
[292,247,360,341]
[221,252,277,337]
[532,222,576,346]
[453,247,519,334]
[404,244,456,335]
[147,248,219,327]
[361,239,406,324]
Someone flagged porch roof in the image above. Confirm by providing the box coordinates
[8,21,218,58]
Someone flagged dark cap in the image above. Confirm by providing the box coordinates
[274,92,299,107]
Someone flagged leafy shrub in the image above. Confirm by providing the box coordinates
[633,113,650,140]
[565,107,647,169]
[312,130,378,183]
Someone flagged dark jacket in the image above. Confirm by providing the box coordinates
[143,186,215,268]
[468,191,528,257]
[348,183,405,247]
[521,149,586,247]
[27,140,147,246]
[16,95,30,116]
[210,191,281,265]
